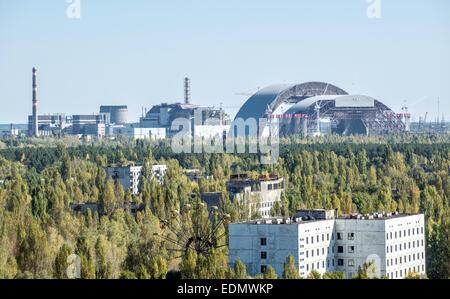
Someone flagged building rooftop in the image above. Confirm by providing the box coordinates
[228,174,281,182]
[233,210,422,225]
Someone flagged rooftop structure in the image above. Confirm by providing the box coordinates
[229,210,426,279]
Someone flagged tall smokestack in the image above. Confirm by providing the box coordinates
[184,77,190,104]
[32,67,39,137]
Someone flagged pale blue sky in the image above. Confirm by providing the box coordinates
[0,0,449,123]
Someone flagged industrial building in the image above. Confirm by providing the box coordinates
[100,105,130,125]
[24,68,413,139]
[234,82,408,137]
[139,103,230,138]
[226,174,285,218]
[139,77,231,138]
[104,164,167,195]
[27,114,72,137]
[229,210,426,279]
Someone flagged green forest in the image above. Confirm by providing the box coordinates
[0,134,448,279]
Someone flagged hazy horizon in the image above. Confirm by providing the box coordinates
[1,0,449,124]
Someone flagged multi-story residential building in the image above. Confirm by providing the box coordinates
[105,165,143,195]
[229,210,426,279]
[104,164,167,195]
[226,174,285,218]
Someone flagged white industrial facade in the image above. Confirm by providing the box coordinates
[229,211,426,279]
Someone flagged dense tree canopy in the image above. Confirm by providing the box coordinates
[0,134,448,279]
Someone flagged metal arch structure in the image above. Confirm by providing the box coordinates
[234,82,349,121]
[277,95,407,136]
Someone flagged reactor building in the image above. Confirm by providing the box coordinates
[139,77,231,138]
[234,82,409,137]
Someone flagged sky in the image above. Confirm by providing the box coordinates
[0,0,449,124]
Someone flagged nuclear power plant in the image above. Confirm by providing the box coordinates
[22,68,428,139]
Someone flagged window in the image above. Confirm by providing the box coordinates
[261,238,267,246]
[317,236,319,243]
[386,233,389,240]
[348,233,355,240]
[261,265,268,273]
[306,251,309,258]
[338,259,344,266]
[261,252,267,260]
[337,233,343,240]
[306,237,309,244]
[322,234,325,242]
[395,232,397,239]
[317,249,320,256]
[327,234,330,241]
[349,246,355,254]
[338,246,344,253]
[348,260,355,267]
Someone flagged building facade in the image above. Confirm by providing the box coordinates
[72,114,107,137]
[105,165,143,195]
[229,210,426,279]
[226,174,285,218]
[104,164,167,195]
